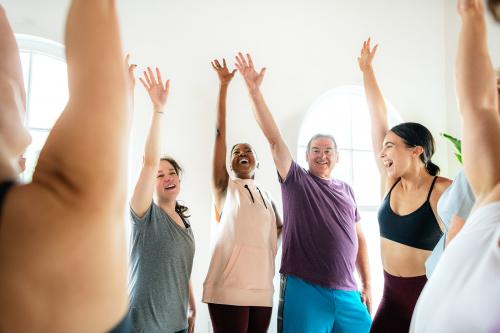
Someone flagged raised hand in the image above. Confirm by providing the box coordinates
[235,52,266,92]
[139,67,170,111]
[457,0,482,15]
[357,38,378,72]
[211,58,236,85]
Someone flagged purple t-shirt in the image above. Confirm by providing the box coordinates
[279,160,360,290]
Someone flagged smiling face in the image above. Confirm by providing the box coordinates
[155,160,181,202]
[379,131,423,178]
[230,143,257,179]
[306,137,338,179]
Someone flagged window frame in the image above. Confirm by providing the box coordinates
[16,34,66,182]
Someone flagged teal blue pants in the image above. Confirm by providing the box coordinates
[278,275,371,333]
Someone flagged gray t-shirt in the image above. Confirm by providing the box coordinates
[425,169,475,277]
[129,202,195,333]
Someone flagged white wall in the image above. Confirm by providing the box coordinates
[6,0,498,332]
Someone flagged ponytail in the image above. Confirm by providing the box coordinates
[175,201,190,219]
[425,160,440,176]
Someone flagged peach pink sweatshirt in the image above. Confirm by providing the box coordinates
[202,178,278,306]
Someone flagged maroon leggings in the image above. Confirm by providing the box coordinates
[371,271,427,333]
[208,303,272,333]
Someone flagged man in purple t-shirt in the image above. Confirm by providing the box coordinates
[235,53,372,332]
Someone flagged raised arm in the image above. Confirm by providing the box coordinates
[456,0,500,205]
[0,5,31,180]
[235,53,292,180]
[131,67,170,217]
[358,39,393,187]
[0,5,26,107]
[211,58,236,213]
[0,1,131,332]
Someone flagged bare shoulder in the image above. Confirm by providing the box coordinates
[429,176,453,208]
[435,176,453,191]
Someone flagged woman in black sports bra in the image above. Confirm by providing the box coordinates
[0,2,132,332]
[358,38,452,332]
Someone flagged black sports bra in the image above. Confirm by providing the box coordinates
[377,177,443,251]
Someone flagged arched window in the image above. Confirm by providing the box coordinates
[17,34,68,182]
[297,85,403,313]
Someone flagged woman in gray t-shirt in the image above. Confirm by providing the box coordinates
[128,66,196,333]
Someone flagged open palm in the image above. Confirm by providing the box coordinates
[139,67,170,110]
[235,52,266,92]
[357,38,378,72]
[211,58,236,85]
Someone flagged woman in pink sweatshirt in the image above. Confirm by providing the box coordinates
[202,58,282,333]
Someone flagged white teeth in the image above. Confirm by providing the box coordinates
[383,160,393,167]
[239,158,249,164]
[165,184,175,189]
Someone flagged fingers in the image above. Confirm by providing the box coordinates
[138,77,149,90]
[155,67,164,90]
[236,52,248,68]
[371,44,379,55]
[143,69,153,88]
[247,53,254,69]
[211,60,218,71]
[234,61,242,73]
[147,67,158,86]
[259,67,266,78]
[164,79,170,95]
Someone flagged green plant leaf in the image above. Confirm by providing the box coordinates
[441,132,463,165]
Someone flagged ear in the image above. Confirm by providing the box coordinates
[305,150,310,162]
[413,146,424,158]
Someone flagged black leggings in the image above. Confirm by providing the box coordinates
[208,303,272,333]
[371,271,427,333]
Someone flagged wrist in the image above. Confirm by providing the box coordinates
[153,105,165,114]
[248,87,261,97]
[362,66,374,74]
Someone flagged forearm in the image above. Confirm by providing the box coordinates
[212,83,229,193]
[215,83,228,137]
[248,89,284,147]
[188,280,196,313]
[143,109,163,166]
[362,67,389,134]
[0,5,26,105]
[457,5,497,114]
[356,230,371,289]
